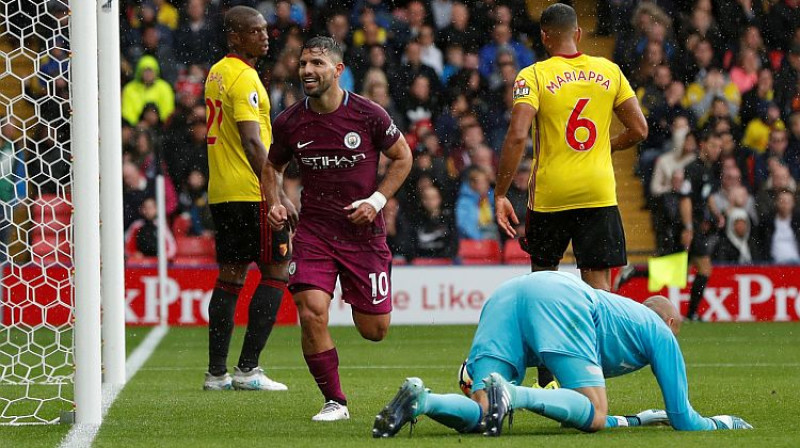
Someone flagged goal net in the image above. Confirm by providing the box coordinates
[0,0,75,424]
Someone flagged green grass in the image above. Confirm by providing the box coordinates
[0,326,152,447]
[2,323,799,447]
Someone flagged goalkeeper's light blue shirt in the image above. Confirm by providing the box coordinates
[468,271,715,431]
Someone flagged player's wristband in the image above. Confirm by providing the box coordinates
[349,191,387,213]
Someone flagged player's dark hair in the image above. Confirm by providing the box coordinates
[301,36,344,63]
[540,3,577,32]
[224,6,260,34]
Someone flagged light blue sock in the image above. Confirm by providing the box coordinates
[421,393,482,433]
[605,415,636,428]
[512,386,595,431]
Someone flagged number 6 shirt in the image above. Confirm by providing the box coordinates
[512,53,635,212]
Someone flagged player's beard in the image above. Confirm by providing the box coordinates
[302,76,331,98]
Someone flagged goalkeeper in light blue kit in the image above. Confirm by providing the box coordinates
[373,271,752,437]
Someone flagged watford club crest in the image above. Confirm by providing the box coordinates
[513,79,530,99]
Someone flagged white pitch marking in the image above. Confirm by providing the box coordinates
[58,325,169,448]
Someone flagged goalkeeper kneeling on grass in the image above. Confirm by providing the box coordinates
[373,271,752,437]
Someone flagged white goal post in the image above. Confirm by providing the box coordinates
[0,0,125,425]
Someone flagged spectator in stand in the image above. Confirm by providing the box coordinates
[430,0,453,31]
[710,167,758,226]
[775,44,800,117]
[740,68,775,128]
[755,164,797,222]
[713,207,756,264]
[152,0,179,32]
[676,37,716,85]
[127,129,178,218]
[764,0,800,51]
[788,113,800,169]
[362,69,406,132]
[730,48,761,94]
[456,166,498,241]
[448,121,486,175]
[441,44,464,85]
[121,55,175,126]
[419,24,444,77]
[124,197,176,261]
[396,40,442,106]
[383,197,411,262]
[759,189,800,263]
[743,103,785,153]
[410,184,458,259]
[402,74,439,128]
[135,24,179,85]
[651,120,697,205]
[716,2,765,49]
[684,68,741,125]
[176,0,221,68]
[178,169,214,236]
[478,22,533,79]
[755,129,797,187]
[719,131,757,191]
[437,2,482,53]
[122,160,154,230]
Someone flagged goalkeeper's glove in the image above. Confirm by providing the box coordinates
[710,415,753,430]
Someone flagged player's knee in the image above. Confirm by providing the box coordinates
[356,321,389,342]
[586,411,607,433]
[296,301,328,329]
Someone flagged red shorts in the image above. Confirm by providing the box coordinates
[288,228,393,315]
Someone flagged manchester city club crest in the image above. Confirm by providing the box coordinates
[344,131,361,149]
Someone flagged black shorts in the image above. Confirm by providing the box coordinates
[522,206,627,270]
[209,201,291,265]
[689,231,717,258]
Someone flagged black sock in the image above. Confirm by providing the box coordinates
[237,278,285,370]
[208,280,241,376]
[687,274,709,319]
[537,367,554,386]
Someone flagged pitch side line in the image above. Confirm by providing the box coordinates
[58,325,169,448]
[138,361,800,372]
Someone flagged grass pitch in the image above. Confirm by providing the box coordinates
[2,323,799,447]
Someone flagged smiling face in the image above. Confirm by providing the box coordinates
[299,47,342,98]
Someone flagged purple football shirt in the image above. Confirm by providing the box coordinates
[269,91,401,240]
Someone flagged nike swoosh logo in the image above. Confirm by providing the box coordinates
[297,141,314,149]
[372,296,389,305]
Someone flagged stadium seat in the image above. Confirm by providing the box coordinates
[411,257,452,266]
[30,232,71,265]
[173,255,216,265]
[172,214,192,236]
[175,235,216,258]
[126,254,159,266]
[503,239,529,265]
[29,194,72,232]
[458,239,501,265]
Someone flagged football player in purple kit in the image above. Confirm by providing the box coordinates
[263,36,412,422]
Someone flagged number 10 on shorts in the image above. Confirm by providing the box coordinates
[369,271,389,298]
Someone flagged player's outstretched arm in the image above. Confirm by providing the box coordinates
[610,97,648,153]
[346,135,412,225]
[650,333,752,431]
[494,103,536,238]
